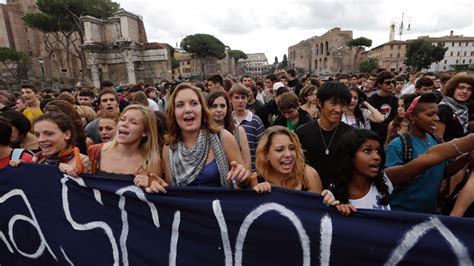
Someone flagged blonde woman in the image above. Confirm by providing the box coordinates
[87,104,162,184]
[250,126,338,205]
[75,105,97,128]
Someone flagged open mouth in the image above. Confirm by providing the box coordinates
[118,129,129,137]
[280,160,293,170]
[368,163,380,172]
[40,144,53,153]
[183,117,195,124]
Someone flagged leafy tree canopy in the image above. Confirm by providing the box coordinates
[228,49,247,61]
[0,47,24,79]
[347,37,372,48]
[22,13,72,32]
[0,47,23,62]
[23,0,120,33]
[181,34,226,60]
[164,43,175,57]
[404,39,447,71]
[164,44,179,69]
[359,57,379,73]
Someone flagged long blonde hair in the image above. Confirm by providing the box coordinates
[75,105,98,125]
[106,104,161,171]
[256,126,307,189]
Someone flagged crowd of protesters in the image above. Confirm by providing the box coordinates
[1,68,474,217]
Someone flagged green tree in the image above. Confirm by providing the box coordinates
[22,0,120,80]
[278,54,288,69]
[228,49,247,61]
[274,56,279,64]
[181,33,226,77]
[0,47,24,79]
[359,57,379,73]
[347,37,372,68]
[164,43,179,69]
[405,39,447,71]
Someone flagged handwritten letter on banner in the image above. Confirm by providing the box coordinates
[0,164,473,265]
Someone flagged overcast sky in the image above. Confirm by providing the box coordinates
[115,0,473,62]
[2,0,472,62]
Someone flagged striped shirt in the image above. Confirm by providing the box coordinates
[233,111,264,171]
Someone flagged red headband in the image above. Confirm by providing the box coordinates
[405,96,421,115]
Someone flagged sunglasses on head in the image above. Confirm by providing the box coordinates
[384,80,395,85]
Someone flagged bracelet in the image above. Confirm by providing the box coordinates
[451,139,469,156]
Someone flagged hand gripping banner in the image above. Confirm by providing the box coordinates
[0,163,473,265]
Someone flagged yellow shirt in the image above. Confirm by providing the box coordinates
[23,107,43,123]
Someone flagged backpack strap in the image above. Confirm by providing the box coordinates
[10,148,25,161]
[398,133,413,164]
[87,143,105,174]
[429,133,444,144]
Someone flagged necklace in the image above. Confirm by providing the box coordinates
[318,121,339,155]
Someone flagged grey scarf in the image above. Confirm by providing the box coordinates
[169,129,231,188]
[439,96,469,134]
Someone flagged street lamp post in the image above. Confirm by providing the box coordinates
[38,57,45,88]
[391,13,412,72]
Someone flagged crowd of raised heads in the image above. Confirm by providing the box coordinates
[1,69,474,217]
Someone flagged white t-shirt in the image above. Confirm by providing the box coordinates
[255,93,264,104]
[147,98,160,112]
[349,174,393,211]
[341,109,372,129]
[401,83,415,95]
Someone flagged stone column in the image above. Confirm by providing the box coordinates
[122,48,136,84]
[127,61,136,84]
[119,16,130,41]
[91,65,100,88]
[83,21,93,44]
[88,52,100,88]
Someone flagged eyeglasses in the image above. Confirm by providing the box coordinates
[384,80,395,86]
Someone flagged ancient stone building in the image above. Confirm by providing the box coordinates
[0,1,171,88]
[288,27,357,75]
[81,10,171,87]
[237,53,270,77]
[175,47,235,80]
[0,0,45,85]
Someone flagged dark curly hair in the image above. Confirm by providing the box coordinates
[332,129,390,205]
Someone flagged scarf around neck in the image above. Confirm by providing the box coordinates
[169,129,231,188]
[439,96,469,134]
[34,145,77,165]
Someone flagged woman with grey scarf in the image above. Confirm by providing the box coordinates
[146,83,250,193]
[436,72,474,142]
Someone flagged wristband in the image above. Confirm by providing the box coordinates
[451,139,469,156]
